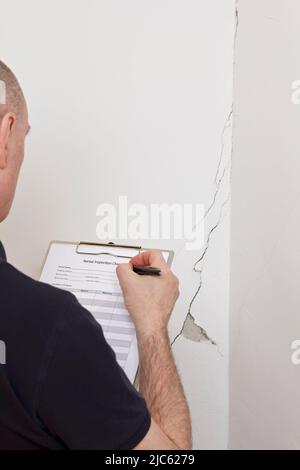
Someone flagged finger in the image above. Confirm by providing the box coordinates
[130,250,169,272]
[116,262,135,286]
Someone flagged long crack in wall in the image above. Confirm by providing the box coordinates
[171,3,239,350]
[171,110,233,349]
[171,2,239,350]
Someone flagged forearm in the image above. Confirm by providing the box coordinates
[137,327,192,450]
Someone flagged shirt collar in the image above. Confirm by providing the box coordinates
[0,242,7,261]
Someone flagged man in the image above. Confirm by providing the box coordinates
[0,61,192,450]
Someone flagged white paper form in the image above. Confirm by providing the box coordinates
[40,242,140,383]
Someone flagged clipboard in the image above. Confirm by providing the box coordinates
[40,240,174,384]
[41,240,174,268]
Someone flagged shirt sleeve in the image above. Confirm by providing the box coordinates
[37,295,151,450]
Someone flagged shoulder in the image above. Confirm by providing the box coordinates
[0,260,105,374]
[0,261,90,328]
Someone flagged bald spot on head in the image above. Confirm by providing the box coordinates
[0,60,25,116]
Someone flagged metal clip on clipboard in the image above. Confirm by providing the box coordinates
[75,241,142,260]
[73,241,174,267]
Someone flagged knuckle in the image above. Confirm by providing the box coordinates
[116,264,123,275]
[172,274,179,287]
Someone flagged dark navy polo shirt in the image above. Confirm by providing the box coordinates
[0,242,150,449]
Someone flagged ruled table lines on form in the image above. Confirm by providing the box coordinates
[40,242,140,382]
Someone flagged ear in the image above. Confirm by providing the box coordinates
[0,112,17,170]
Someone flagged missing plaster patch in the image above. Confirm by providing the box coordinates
[181,313,216,345]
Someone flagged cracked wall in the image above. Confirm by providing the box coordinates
[172,110,232,351]
[0,0,236,450]
[170,104,233,448]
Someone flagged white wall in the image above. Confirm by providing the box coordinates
[230,0,300,449]
[0,0,235,449]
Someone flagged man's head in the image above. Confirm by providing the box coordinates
[0,61,30,222]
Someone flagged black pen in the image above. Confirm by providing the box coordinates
[133,265,161,276]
